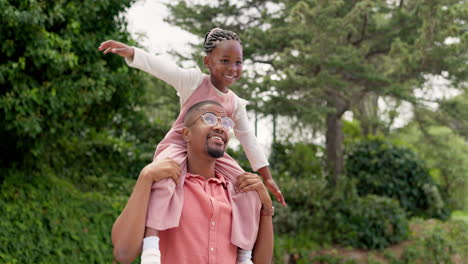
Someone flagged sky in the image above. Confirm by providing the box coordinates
[125,0,197,55]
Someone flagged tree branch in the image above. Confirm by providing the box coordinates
[365,48,391,59]
[351,14,368,46]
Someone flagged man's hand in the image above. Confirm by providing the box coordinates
[140,158,181,185]
[98,40,135,60]
[236,172,272,208]
[264,178,286,207]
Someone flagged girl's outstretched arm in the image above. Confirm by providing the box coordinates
[232,103,286,206]
[112,159,180,264]
[237,173,274,264]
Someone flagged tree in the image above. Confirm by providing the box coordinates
[435,92,468,139]
[393,92,468,210]
[0,0,147,171]
[164,0,467,184]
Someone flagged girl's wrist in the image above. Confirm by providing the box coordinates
[258,186,272,206]
[128,47,135,61]
[139,166,154,186]
[260,205,274,216]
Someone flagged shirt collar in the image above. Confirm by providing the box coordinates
[186,171,228,188]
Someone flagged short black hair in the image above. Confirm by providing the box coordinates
[183,100,223,126]
[203,28,242,54]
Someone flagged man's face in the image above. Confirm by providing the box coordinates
[185,104,230,159]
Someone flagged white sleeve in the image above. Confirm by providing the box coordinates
[125,47,203,104]
[233,97,270,171]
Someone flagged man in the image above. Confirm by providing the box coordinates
[111,101,274,264]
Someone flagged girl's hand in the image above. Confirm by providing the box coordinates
[140,158,181,185]
[98,40,135,60]
[265,178,286,207]
[236,172,272,208]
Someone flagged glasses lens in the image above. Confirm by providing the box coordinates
[201,112,234,131]
[221,117,234,130]
[202,112,217,126]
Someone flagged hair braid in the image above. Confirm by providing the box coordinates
[203,28,242,53]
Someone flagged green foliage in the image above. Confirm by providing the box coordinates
[273,231,321,264]
[309,255,358,264]
[437,92,468,139]
[343,119,363,145]
[393,123,468,211]
[332,194,409,249]
[272,175,329,238]
[269,142,324,178]
[0,0,147,171]
[0,169,133,263]
[451,210,468,225]
[399,218,468,264]
[273,172,409,250]
[345,138,449,219]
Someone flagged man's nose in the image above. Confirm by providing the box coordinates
[213,120,226,132]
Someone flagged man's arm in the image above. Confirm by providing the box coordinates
[112,159,180,264]
[237,173,274,264]
[252,212,274,264]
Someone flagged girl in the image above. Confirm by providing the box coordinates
[99,28,284,264]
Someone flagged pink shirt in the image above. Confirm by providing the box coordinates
[158,172,237,264]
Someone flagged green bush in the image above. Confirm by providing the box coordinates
[55,112,169,183]
[399,218,468,264]
[269,142,323,178]
[0,0,146,172]
[0,169,132,263]
[273,231,321,264]
[336,195,409,249]
[273,174,409,250]
[345,138,449,219]
[271,172,331,241]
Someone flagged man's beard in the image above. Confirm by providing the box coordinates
[207,146,225,158]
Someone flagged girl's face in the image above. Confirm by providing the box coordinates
[204,40,243,92]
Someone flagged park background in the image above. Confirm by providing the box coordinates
[1,0,467,263]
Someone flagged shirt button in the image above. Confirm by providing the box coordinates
[210,247,214,252]
[211,221,215,226]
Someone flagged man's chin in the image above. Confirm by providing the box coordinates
[207,148,225,158]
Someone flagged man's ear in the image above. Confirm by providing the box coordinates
[203,55,209,67]
[182,127,191,142]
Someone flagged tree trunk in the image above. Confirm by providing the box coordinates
[325,93,347,185]
[326,112,344,185]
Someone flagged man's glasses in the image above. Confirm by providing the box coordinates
[198,112,234,131]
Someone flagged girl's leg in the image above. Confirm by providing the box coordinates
[146,145,187,231]
[236,248,254,264]
[142,144,187,264]
[216,153,262,252]
[141,228,160,264]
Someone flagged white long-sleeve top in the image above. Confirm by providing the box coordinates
[126,47,269,171]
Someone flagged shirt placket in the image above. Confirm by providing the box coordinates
[205,180,220,264]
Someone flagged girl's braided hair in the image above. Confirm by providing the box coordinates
[203,28,242,53]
